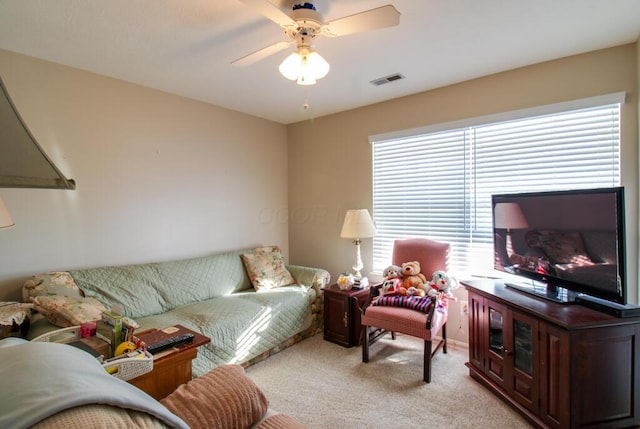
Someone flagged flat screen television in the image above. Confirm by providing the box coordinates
[492,187,626,306]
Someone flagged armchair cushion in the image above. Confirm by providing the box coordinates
[362,304,447,340]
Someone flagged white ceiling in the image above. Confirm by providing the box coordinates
[0,0,639,125]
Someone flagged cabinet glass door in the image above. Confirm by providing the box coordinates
[510,311,538,414]
[489,307,504,355]
[514,319,533,375]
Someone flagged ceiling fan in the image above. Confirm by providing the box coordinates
[233,1,400,85]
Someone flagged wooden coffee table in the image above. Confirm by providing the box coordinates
[128,324,210,400]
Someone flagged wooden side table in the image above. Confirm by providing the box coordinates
[129,325,210,400]
[323,284,370,347]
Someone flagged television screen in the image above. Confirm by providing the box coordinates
[492,187,625,304]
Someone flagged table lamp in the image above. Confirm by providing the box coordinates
[340,209,376,278]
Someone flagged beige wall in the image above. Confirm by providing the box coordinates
[0,49,288,301]
[288,43,639,341]
[0,43,637,342]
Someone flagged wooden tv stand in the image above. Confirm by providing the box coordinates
[462,279,640,429]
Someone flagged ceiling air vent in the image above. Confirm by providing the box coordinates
[370,73,405,86]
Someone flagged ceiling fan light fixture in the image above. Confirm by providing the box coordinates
[278,51,302,80]
[297,75,317,86]
[278,47,329,85]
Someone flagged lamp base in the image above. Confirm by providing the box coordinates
[352,276,369,289]
[351,239,364,279]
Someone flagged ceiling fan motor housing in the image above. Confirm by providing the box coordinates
[292,2,318,12]
[287,2,324,38]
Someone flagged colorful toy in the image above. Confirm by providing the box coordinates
[427,270,459,300]
[381,264,403,296]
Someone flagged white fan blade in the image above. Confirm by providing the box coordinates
[232,41,293,67]
[322,5,400,37]
[237,0,297,28]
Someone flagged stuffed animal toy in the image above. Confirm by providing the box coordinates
[381,265,403,296]
[405,286,424,297]
[383,265,403,280]
[427,270,459,300]
[399,261,428,296]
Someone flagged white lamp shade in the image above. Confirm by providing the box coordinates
[340,209,376,239]
[494,203,528,229]
[0,197,15,229]
[279,48,329,85]
[279,52,303,80]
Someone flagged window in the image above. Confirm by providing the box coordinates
[371,94,623,276]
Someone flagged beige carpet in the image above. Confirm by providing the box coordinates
[246,333,534,429]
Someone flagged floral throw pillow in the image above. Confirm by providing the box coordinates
[22,271,84,303]
[30,295,107,328]
[241,246,296,291]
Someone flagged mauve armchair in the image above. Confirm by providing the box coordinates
[361,238,451,382]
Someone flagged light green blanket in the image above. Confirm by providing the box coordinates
[137,285,314,377]
[70,248,255,319]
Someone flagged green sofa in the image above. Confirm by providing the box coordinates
[23,247,330,377]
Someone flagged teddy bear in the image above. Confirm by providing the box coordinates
[427,270,459,300]
[398,261,428,297]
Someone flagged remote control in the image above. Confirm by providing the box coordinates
[146,333,195,354]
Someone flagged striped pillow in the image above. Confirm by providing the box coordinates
[373,295,432,313]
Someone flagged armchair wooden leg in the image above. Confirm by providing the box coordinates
[442,322,447,354]
[362,325,370,363]
[424,340,432,383]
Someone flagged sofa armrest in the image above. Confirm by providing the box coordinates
[286,266,329,335]
[286,266,330,294]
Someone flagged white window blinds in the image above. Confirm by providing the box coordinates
[371,99,621,276]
